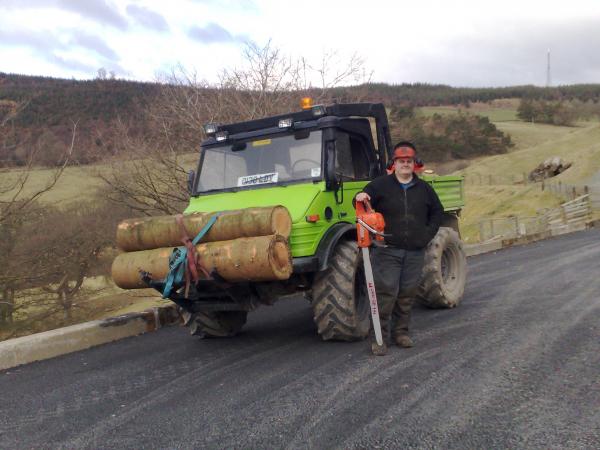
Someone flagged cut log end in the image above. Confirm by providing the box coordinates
[271,206,293,238]
[270,235,293,280]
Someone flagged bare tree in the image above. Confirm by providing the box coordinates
[0,198,128,331]
[0,121,76,328]
[95,121,190,216]
[0,121,76,226]
[98,42,373,217]
[304,50,373,103]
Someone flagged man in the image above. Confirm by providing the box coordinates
[355,141,443,356]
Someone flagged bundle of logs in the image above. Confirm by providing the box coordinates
[111,206,293,289]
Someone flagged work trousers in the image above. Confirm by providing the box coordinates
[369,246,425,341]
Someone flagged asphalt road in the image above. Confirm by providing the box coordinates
[2,229,600,449]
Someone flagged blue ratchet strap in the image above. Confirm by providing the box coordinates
[161,213,220,299]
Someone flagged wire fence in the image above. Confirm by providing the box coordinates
[464,171,600,211]
[464,173,600,209]
[464,173,530,186]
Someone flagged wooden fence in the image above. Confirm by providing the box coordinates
[543,182,600,210]
[544,194,592,232]
[478,194,592,242]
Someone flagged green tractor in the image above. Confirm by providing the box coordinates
[179,102,467,340]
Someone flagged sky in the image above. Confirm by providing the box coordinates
[1,0,599,87]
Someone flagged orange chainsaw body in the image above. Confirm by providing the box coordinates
[356,201,385,248]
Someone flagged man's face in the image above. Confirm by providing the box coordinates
[394,157,415,177]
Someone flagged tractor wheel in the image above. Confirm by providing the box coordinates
[418,227,467,308]
[189,310,247,338]
[311,240,370,341]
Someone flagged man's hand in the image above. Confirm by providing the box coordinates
[355,192,371,203]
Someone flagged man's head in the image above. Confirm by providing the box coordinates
[391,141,417,178]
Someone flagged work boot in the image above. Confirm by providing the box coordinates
[394,334,414,348]
[371,340,388,356]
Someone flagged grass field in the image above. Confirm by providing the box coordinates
[0,152,199,206]
[417,99,520,122]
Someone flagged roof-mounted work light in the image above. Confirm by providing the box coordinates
[203,123,219,135]
[215,130,228,142]
[278,118,293,128]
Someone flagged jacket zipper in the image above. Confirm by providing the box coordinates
[403,188,408,247]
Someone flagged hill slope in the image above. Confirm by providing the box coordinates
[456,121,600,241]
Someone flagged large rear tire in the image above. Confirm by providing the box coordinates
[311,240,370,341]
[189,310,247,338]
[418,227,467,308]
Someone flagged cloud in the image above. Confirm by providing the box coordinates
[0,27,122,76]
[69,32,119,61]
[0,0,128,30]
[188,22,246,44]
[188,0,259,12]
[126,4,169,32]
[59,0,128,29]
[0,28,63,55]
[47,54,99,73]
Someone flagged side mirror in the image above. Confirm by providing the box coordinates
[187,170,195,195]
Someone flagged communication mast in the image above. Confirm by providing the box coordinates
[546,49,551,87]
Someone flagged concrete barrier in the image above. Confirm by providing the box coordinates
[0,305,180,371]
[464,240,503,257]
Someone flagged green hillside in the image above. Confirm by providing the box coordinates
[456,121,600,242]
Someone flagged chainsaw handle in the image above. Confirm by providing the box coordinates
[356,197,374,214]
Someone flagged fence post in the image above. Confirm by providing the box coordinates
[541,180,545,191]
[514,216,519,236]
[585,185,589,195]
[490,218,495,237]
[479,221,485,241]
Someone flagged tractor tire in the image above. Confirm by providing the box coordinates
[311,240,370,341]
[189,310,247,338]
[418,227,467,309]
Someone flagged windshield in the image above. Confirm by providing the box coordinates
[197,130,322,193]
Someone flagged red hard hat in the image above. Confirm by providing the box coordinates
[392,146,416,160]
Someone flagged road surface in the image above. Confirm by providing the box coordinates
[1,229,599,449]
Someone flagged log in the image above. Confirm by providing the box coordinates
[112,235,292,289]
[116,206,291,252]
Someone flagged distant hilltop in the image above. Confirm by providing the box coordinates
[1,72,599,168]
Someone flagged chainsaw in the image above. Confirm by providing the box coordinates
[356,200,388,347]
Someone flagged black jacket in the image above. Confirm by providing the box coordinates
[361,173,443,250]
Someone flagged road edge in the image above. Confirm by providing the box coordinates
[1,219,598,371]
[0,305,180,371]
